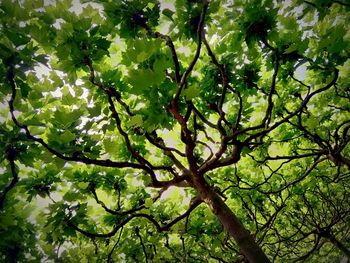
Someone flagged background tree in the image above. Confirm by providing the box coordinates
[0,0,349,262]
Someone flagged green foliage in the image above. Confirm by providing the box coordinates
[0,0,349,262]
[103,0,160,38]
[240,0,277,45]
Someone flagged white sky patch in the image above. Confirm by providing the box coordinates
[69,0,84,14]
[159,23,170,34]
[160,128,178,148]
[0,101,10,123]
[51,88,62,98]
[210,33,218,44]
[160,2,175,12]
[132,176,144,187]
[53,18,65,29]
[71,0,104,16]
[33,64,50,78]
[295,64,307,81]
[159,186,191,205]
[43,0,55,6]
[178,46,192,56]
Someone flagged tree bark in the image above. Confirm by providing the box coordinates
[193,176,270,263]
[328,234,350,258]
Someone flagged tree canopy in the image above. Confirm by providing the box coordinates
[0,0,350,262]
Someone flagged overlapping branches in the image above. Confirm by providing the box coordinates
[6,67,152,172]
[2,0,349,261]
[65,197,202,239]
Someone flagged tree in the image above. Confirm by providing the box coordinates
[0,0,349,262]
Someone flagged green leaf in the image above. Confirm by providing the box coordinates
[18,80,31,98]
[284,44,297,54]
[3,1,350,262]
[103,137,119,156]
[153,56,170,73]
[183,85,200,100]
[53,108,82,128]
[60,130,75,143]
[129,115,143,127]
[87,104,101,117]
[162,8,174,21]
[127,69,154,92]
[63,192,81,202]
[77,182,89,188]
[5,30,31,46]
[95,38,111,51]
[145,198,153,208]
[34,54,49,65]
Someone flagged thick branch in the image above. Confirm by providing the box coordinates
[328,233,350,257]
[153,32,181,83]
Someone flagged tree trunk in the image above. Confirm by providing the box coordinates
[328,234,350,258]
[193,176,270,263]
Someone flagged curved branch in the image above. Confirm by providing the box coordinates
[174,1,209,102]
[7,67,186,189]
[85,59,153,168]
[0,156,18,211]
[66,199,202,239]
[90,186,145,216]
[265,157,326,194]
[192,104,217,129]
[107,227,123,263]
[7,67,150,170]
[293,235,323,263]
[144,132,186,158]
[135,227,149,263]
[262,150,326,162]
[153,32,181,83]
[333,0,350,7]
[242,68,339,143]
[261,49,279,127]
